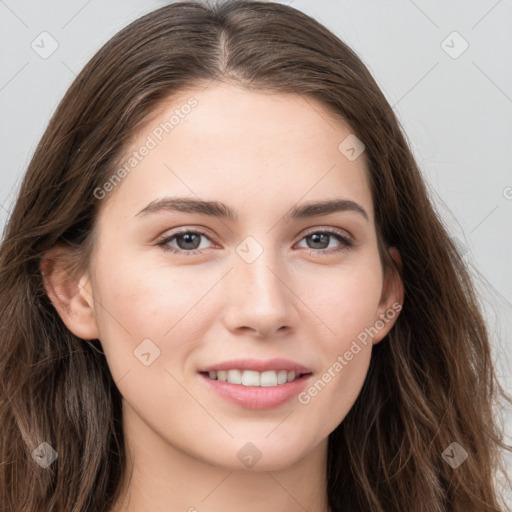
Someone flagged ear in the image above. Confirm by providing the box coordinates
[373,247,404,344]
[40,246,100,340]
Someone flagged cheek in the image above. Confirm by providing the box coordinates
[293,254,382,425]
[90,254,209,379]
[90,258,210,433]
[304,255,383,349]
[297,273,379,434]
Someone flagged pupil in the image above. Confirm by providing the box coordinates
[179,233,200,250]
[309,233,328,249]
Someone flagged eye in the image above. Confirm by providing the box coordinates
[157,228,214,256]
[156,228,353,256]
[296,229,353,255]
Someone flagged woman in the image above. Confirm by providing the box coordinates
[0,1,510,510]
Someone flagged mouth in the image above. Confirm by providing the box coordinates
[197,359,313,409]
[197,358,313,409]
[200,369,310,387]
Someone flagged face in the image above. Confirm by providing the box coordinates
[69,82,401,471]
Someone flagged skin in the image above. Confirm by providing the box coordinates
[42,81,403,512]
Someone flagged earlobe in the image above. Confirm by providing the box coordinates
[373,247,404,344]
[40,247,100,340]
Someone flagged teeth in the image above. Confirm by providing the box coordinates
[227,369,242,384]
[241,370,260,386]
[260,371,277,387]
[277,370,288,385]
[206,369,303,386]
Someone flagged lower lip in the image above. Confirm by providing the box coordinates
[199,373,312,410]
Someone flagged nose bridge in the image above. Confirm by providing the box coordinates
[223,234,296,334]
[233,235,285,303]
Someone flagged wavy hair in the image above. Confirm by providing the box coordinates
[0,1,510,510]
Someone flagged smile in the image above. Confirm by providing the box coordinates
[199,371,312,409]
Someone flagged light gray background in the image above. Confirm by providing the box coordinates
[1,0,511,502]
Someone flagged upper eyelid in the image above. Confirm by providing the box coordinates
[301,226,352,238]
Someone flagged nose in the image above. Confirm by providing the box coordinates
[222,248,299,338]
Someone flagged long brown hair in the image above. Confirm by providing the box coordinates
[1,1,510,510]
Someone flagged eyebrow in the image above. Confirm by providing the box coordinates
[135,196,369,221]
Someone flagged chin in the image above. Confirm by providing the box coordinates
[198,433,319,472]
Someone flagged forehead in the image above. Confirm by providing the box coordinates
[97,82,373,224]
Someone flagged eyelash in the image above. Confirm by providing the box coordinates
[156,227,353,257]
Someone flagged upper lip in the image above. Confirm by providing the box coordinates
[199,358,312,374]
